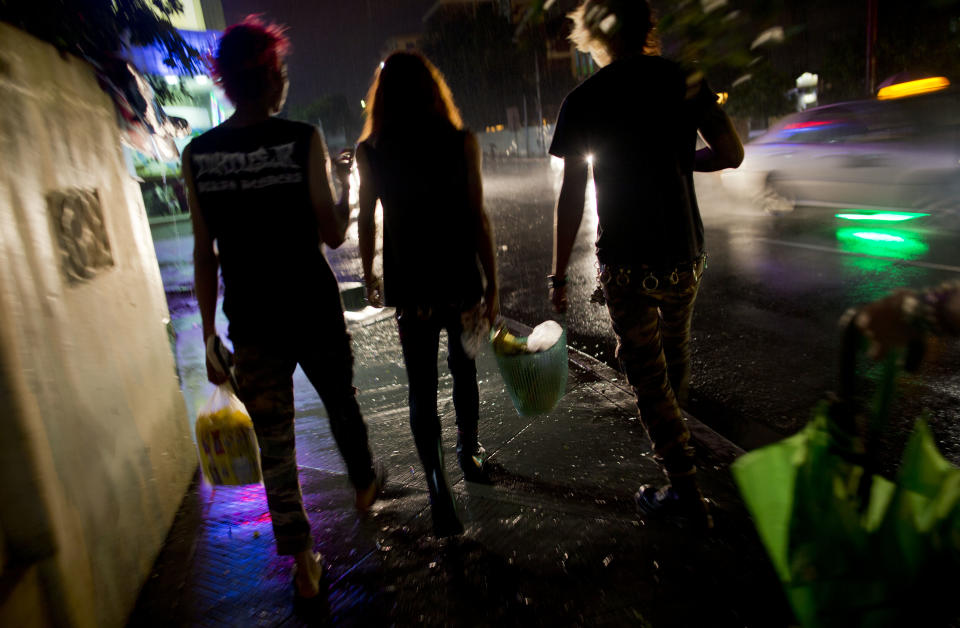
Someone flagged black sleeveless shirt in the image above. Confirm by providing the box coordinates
[359,123,484,309]
[188,117,343,343]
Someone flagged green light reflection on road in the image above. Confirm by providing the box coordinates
[835,211,930,222]
[835,228,929,301]
[835,227,929,261]
[852,232,904,243]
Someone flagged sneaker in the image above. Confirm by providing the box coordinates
[458,444,490,483]
[635,484,714,529]
[355,461,387,512]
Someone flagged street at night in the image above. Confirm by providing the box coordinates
[154,156,960,466]
[3,0,960,626]
[478,159,960,463]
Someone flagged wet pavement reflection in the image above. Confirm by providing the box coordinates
[481,160,960,462]
[130,312,792,627]
[133,157,960,625]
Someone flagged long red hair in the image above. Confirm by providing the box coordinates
[359,51,463,143]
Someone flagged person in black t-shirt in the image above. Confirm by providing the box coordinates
[355,52,500,538]
[182,17,384,599]
[549,0,744,528]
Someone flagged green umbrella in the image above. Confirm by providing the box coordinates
[732,326,960,627]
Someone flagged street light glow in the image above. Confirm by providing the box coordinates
[585,154,594,165]
[877,76,950,100]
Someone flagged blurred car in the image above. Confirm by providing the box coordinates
[720,88,960,215]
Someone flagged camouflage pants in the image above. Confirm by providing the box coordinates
[233,331,375,556]
[602,261,703,477]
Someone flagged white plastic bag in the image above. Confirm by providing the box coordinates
[525,320,564,353]
[195,384,262,485]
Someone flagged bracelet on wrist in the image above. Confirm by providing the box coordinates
[547,274,568,289]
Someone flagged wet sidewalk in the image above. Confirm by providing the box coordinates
[128,310,792,627]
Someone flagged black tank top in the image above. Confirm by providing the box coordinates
[359,123,483,309]
[188,117,343,343]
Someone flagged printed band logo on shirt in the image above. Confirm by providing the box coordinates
[193,142,298,177]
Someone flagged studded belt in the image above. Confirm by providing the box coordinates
[598,255,707,291]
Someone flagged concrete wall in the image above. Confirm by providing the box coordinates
[0,24,196,627]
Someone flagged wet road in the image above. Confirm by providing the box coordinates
[482,159,960,467]
[152,158,960,469]
[143,159,960,627]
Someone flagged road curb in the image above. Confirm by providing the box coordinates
[502,316,746,462]
[339,281,367,311]
[338,282,395,327]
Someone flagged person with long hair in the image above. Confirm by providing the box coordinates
[549,0,743,529]
[183,16,385,598]
[356,51,499,537]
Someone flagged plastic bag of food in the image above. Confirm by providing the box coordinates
[491,321,568,416]
[195,384,262,485]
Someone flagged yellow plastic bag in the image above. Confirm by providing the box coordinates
[195,384,262,485]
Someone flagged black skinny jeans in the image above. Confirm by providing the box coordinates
[395,305,481,461]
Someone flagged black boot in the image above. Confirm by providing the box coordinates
[457,430,489,483]
[417,437,464,538]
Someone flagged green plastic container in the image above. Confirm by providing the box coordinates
[494,327,568,416]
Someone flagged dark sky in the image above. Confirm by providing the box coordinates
[221,0,435,108]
